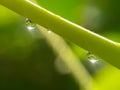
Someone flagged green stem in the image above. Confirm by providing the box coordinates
[0,0,120,68]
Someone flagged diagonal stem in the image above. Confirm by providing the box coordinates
[0,0,120,68]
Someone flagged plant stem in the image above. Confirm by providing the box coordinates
[0,0,120,68]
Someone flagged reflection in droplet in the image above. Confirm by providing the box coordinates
[54,57,71,75]
[89,59,98,64]
[25,18,36,31]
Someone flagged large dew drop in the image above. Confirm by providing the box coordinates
[25,18,36,31]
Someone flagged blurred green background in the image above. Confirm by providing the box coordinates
[0,0,120,90]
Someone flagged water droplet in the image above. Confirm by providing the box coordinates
[54,57,71,75]
[87,52,98,64]
[25,18,36,31]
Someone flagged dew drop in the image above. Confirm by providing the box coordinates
[87,52,98,64]
[25,18,36,31]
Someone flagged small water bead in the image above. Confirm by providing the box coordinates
[25,18,36,31]
[85,52,107,75]
[87,52,98,64]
